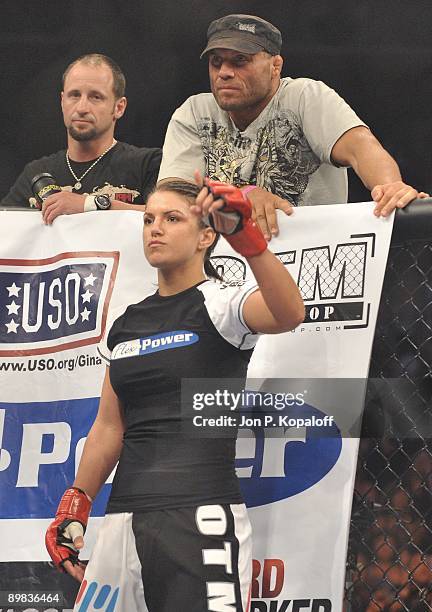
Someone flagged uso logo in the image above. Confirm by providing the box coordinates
[0,252,118,356]
[236,401,342,508]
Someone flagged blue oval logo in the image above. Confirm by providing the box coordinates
[236,402,342,507]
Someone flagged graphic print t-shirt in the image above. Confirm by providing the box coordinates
[159,77,366,206]
[1,142,161,207]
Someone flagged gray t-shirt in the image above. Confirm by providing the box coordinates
[158,77,366,206]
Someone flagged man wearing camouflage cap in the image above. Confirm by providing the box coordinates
[158,14,425,240]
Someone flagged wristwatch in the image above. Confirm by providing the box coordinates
[94,194,112,210]
[84,193,112,212]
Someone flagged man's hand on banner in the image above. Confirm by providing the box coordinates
[245,186,293,240]
[45,487,92,581]
[42,191,85,225]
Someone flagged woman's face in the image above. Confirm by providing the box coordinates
[143,190,210,270]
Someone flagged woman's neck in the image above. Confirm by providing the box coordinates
[157,263,206,296]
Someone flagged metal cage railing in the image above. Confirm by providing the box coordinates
[344,199,432,611]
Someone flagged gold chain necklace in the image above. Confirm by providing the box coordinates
[66,140,116,190]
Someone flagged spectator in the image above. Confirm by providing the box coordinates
[158,14,427,239]
[1,54,161,224]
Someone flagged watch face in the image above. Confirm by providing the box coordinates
[95,194,111,210]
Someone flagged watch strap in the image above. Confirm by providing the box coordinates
[84,195,98,212]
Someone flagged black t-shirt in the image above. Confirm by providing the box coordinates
[1,142,161,207]
[98,280,259,513]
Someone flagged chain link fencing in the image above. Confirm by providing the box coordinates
[345,238,432,611]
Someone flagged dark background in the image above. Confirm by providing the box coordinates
[1,0,431,202]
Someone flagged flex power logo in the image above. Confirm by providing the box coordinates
[0,252,119,356]
[111,331,199,360]
[212,233,375,329]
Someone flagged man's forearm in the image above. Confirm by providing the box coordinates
[110,199,147,211]
[332,126,424,216]
[350,138,402,190]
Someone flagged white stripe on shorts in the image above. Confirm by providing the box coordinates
[231,503,253,612]
[73,513,147,612]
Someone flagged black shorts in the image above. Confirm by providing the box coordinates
[74,504,252,612]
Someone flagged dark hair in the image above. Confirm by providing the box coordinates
[153,181,223,281]
[62,53,126,99]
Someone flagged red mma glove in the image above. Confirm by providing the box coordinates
[45,487,91,571]
[205,179,267,258]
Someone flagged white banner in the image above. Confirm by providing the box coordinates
[0,205,393,611]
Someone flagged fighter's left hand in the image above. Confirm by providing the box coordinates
[192,171,267,258]
[42,191,86,225]
[371,181,429,218]
[192,170,226,222]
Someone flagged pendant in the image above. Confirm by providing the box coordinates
[74,181,82,190]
